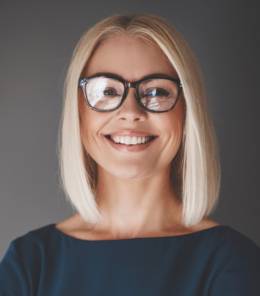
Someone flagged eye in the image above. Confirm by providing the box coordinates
[143,87,170,97]
[103,87,119,96]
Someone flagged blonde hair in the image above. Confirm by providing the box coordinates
[57,13,221,227]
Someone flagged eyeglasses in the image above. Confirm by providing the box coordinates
[78,72,183,113]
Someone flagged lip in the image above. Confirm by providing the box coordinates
[103,134,158,152]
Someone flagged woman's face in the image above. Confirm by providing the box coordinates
[78,34,186,180]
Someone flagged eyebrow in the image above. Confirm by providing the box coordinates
[86,71,179,81]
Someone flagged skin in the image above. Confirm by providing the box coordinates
[56,34,219,240]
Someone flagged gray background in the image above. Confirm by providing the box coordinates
[0,0,259,256]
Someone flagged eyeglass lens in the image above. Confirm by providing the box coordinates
[84,76,179,112]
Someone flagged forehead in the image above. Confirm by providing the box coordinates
[84,34,178,80]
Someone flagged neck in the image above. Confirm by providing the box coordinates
[90,168,183,238]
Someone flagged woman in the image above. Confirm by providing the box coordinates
[0,13,259,295]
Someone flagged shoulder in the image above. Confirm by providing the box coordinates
[216,225,260,257]
[1,223,56,263]
[1,222,60,269]
[0,223,55,295]
[208,226,260,295]
[215,225,260,267]
[194,219,260,255]
[187,220,260,273]
[11,223,55,246]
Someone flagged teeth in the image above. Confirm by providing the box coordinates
[110,135,153,145]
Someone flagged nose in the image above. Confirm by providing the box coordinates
[116,87,147,121]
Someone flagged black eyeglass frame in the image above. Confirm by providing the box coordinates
[78,72,183,113]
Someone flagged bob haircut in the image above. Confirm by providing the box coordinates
[57,13,221,227]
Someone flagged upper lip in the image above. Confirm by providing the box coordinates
[103,130,158,137]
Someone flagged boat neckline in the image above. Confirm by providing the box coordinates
[49,223,229,243]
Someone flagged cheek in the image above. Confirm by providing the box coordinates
[79,106,109,159]
[170,99,185,139]
[79,103,96,150]
[161,103,185,138]
[171,121,183,151]
[161,104,185,154]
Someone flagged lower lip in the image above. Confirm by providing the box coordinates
[103,136,158,152]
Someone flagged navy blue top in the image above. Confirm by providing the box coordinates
[0,223,260,296]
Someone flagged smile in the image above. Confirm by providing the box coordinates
[103,135,158,152]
